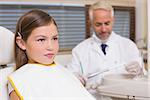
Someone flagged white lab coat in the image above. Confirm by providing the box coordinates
[67,31,143,99]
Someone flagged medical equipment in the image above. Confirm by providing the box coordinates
[87,63,126,79]
[97,74,150,100]
[80,62,84,74]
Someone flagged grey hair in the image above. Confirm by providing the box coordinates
[89,0,114,21]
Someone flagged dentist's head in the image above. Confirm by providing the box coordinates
[89,0,114,41]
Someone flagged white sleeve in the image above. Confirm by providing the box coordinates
[124,39,147,75]
[66,48,82,74]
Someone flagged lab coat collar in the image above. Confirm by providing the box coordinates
[91,33,106,56]
[92,32,103,44]
[91,31,118,56]
[92,31,117,45]
[108,31,118,41]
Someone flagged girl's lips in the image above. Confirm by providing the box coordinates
[45,53,54,59]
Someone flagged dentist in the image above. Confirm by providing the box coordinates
[67,0,145,100]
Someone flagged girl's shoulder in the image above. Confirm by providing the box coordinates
[8,64,32,78]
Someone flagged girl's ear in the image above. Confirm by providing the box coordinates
[16,36,26,50]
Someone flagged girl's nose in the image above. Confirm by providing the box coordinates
[46,40,53,50]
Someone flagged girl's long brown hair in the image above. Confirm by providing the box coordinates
[15,9,57,69]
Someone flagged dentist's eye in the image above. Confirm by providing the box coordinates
[104,21,111,26]
[95,23,102,27]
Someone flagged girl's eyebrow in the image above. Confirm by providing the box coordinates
[35,34,58,38]
[52,34,58,37]
[35,35,46,38]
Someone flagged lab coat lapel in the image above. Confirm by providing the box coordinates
[106,33,122,66]
[91,39,106,57]
[91,33,107,56]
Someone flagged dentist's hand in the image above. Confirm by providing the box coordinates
[74,73,87,86]
[85,80,102,90]
[125,61,143,76]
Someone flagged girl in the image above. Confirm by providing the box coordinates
[8,9,95,100]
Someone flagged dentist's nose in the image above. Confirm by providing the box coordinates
[101,24,107,32]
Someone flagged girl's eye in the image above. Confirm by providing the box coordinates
[37,39,45,42]
[53,37,58,40]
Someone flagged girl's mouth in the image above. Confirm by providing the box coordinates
[45,53,54,59]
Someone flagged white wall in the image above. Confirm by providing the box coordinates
[85,0,135,6]
[135,0,147,42]
[0,0,135,6]
[148,0,150,74]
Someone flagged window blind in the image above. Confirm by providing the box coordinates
[113,11,130,38]
[0,4,85,51]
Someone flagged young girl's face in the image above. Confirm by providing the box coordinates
[23,23,59,65]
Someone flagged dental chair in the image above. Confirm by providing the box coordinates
[0,26,15,100]
[54,54,72,67]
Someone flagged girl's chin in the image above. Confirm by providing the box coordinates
[38,60,54,65]
[41,62,55,66]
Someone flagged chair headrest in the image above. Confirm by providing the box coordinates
[0,26,15,65]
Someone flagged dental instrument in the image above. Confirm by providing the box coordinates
[87,63,126,79]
